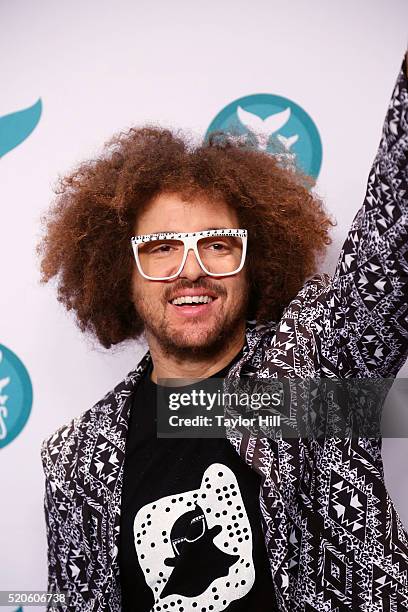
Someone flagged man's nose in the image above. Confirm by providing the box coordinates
[178,247,206,280]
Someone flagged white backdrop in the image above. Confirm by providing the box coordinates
[1,0,408,603]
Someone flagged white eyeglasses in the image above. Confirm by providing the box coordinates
[131,228,247,280]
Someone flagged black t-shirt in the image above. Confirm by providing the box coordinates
[119,349,278,611]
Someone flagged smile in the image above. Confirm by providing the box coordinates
[167,294,218,318]
[170,295,215,306]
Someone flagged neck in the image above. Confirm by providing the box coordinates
[147,321,246,384]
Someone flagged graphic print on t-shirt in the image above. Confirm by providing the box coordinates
[133,463,255,611]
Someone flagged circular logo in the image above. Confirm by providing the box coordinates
[0,344,33,448]
[205,93,322,179]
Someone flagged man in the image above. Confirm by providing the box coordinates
[39,50,408,611]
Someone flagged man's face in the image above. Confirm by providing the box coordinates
[131,192,249,359]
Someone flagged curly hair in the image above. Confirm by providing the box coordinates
[36,125,336,349]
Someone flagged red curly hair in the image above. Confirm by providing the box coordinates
[36,126,335,349]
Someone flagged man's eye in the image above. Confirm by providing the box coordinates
[151,244,174,253]
[209,242,229,251]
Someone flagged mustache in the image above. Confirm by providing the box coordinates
[164,279,227,300]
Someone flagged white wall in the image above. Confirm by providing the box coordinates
[1,0,407,602]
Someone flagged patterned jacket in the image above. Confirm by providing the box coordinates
[41,54,408,611]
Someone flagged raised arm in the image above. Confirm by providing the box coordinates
[316,50,408,378]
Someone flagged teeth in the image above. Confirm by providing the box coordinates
[171,295,214,305]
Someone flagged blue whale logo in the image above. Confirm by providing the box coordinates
[206,93,322,180]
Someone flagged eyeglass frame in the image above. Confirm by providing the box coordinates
[171,514,206,556]
[131,228,248,281]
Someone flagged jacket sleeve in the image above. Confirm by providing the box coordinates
[41,434,75,610]
[43,471,64,591]
[317,51,408,378]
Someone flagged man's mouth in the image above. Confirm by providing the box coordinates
[167,291,219,317]
[169,295,216,307]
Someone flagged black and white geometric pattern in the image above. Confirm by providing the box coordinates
[41,55,408,611]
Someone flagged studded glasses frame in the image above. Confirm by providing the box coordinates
[131,228,248,281]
